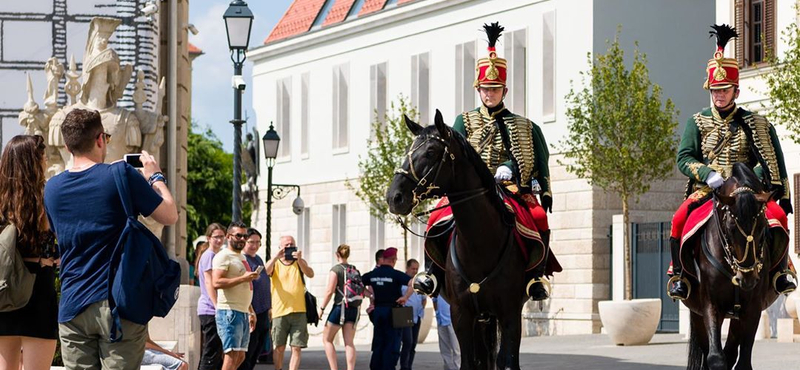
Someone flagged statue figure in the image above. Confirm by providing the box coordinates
[242,131,259,204]
[134,70,168,159]
[43,57,64,115]
[19,74,48,137]
[49,17,142,165]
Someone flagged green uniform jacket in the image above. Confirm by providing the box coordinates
[452,105,551,197]
[676,106,791,200]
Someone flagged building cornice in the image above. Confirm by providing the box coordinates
[247,0,474,62]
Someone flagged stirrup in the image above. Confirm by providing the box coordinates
[773,270,797,295]
[526,277,551,297]
[666,275,691,301]
[413,272,437,295]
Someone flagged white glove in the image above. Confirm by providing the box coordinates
[706,171,724,189]
[494,166,513,182]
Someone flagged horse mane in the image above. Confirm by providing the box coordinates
[421,124,510,219]
[730,162,764,225]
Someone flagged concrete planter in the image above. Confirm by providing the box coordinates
[599,298,661,345]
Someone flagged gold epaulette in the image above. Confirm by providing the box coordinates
[743,113,782,187]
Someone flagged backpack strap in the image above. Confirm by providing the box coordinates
[107,163,132,342]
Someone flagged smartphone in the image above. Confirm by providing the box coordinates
[285,246,298,261]
[124,153,143,168]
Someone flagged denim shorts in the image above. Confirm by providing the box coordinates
[142,349,184,370]
[327,304,360,326]
[215,309,250,353]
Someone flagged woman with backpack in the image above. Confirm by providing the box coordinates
[0,135,59,370]
[319,244,362,370]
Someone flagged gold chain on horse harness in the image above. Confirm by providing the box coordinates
[715,186,767,276]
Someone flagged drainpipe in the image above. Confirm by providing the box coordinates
[167,0,178,258]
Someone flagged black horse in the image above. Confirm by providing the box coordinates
[682,163,787,370]
[387,110,527,370]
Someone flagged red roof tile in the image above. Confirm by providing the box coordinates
[188,42,203,55]
[265,0,327,44]
[359,0,387,16]
[323,0,357,26]
[265,0,422,44]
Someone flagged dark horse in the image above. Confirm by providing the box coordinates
[386,110,527,370]
[682,163,787,370]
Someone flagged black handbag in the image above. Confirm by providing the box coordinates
[298,267,319,326]
[391,305,414,328]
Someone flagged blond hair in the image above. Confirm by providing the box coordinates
[336,244,351,259]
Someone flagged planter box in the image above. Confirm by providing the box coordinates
[599,298,661,345]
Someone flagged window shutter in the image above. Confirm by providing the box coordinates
[795,173,799,254]
[735,0,745,66]
[765,0,776,59]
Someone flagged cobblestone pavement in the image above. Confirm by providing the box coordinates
[254,333,800,369]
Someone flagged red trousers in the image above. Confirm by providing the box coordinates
[520,193,549,232]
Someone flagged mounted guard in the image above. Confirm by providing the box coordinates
[667,24,796,301]
[413,22,561,301]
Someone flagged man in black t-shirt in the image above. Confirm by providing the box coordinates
[362,248,413,370]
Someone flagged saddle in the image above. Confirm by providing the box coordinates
[424,186,562,274]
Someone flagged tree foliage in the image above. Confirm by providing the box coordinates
[346,95,426,259]
[186,123,251,260]
[764,21,800,144]
[561,30,679,299]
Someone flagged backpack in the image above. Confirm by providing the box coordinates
[0,224,35,312]
[108,163,181,342]
[337,264,365,309]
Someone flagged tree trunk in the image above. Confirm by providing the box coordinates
[622,192,632,300]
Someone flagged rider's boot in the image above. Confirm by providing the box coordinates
[525,230,551,301]
[413,263,444,296]
[667,237,691,300]
[772,256,797,295]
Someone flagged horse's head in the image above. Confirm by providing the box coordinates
[714,163,772,291]
[387,110,456,216]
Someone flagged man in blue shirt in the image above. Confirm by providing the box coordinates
[44,109,178,370]
[432,296,460,370]
[400,259,426,370]
[239,228,271,370]
[362,247,414,370]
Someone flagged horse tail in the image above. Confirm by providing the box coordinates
[687,315,705,370]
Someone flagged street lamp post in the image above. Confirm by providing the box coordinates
[223,0,253,223]
[262,124,303,255]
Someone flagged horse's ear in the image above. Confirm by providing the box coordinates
[404,114,424,136]
[754,191,774,204]
[433,109,449,138]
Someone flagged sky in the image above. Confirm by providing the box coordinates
[190,0,295,152]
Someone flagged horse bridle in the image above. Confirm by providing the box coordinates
[712,186,767,282]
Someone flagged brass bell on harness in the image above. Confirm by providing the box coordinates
[469,283,481,294]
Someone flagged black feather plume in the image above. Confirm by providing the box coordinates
[709,24,738,50]
[483,22,504,48]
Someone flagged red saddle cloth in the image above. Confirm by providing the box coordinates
[675,199,790,277]
[426,193,562,274]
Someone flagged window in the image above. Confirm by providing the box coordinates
[297,207,310,259]
[369,214,385,263]
[301,72,310,157]
[455,41,476,115]
[505,29,527,116]
[542,11,556,119]
[276,77,292,158]
[332,204,347,259]
[346,0,367,20]
[332,63,350,150]
[385,0,399,7]
[311,0,336,30]
[370,63,387,141]
[411,53,430,125]
[736,0,775,66]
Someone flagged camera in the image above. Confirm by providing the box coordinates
[232,75,246,91]
[292,197,305,215]
[284,246,297,261]
[141,1,158,16]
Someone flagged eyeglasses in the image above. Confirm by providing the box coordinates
[210,235,225,240]
[230,233,248,239]
[245,240,261,245]
[97,132,111,144]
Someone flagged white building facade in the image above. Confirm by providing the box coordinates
[249,0,716,338]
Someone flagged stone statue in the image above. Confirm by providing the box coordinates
[43,57,64,115]
[19,73,48,137]
[242,130,259,204]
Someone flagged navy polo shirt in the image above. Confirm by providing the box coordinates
[362,265,411,307]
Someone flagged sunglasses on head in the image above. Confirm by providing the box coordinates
[230,233,248,239]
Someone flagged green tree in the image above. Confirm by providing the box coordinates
[764,21,800,144]
[346,95,426,260]
[186,123,251,260]
[561,30,679,300]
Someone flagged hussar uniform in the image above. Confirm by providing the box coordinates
[667,24,795,300]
